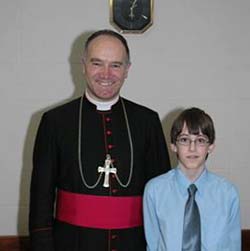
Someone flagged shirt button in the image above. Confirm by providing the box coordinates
[106,117,111,122]
[112,189,118,194]
[111,234,117,239]
[108,144,114,150]
[106,130,112,136]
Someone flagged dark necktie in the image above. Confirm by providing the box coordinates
[182,184,201,251]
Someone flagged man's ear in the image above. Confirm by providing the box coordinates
[81,56,86,74]
[170,143,177,153]
[124,62,131,79]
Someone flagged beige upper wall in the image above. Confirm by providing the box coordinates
[0,0,249,234]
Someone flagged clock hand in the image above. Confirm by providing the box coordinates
[129,0,138,20]
[131,0,137,9]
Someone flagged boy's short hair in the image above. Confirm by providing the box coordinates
[171,107,215,144]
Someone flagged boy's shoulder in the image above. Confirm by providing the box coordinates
[145,169,175,190]
[206,170,239,195]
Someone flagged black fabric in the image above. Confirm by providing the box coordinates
[29,96,171,251]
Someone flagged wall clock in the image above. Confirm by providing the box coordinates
[109,0,153,34]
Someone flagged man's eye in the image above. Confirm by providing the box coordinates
[92,62,101,66]
[111,64,121,68]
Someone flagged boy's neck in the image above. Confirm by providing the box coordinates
[179,165,205,183]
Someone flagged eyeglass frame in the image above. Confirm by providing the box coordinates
[176,135,210,147]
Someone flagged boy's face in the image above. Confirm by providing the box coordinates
[171,123,215,173]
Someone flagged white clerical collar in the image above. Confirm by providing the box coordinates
[85,90,119,111]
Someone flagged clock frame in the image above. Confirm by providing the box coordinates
[109,0,153,34]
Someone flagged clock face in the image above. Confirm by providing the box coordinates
[110,0,153,33]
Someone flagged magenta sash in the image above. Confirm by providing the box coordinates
[56,189,143,229]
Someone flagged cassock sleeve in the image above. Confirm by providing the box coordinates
[29,112,58,251]
[145,112,171,180]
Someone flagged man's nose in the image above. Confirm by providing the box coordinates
[101,66,111,78]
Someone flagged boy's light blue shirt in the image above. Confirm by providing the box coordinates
[143,167,241,251]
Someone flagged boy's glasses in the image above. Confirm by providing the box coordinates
[176,136,209,147]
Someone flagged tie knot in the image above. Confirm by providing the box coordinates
[188,184,197,196]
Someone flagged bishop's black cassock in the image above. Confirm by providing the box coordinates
[29,96,171,251]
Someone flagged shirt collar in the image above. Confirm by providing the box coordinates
[85,90,119,111]
[175,166,208,196]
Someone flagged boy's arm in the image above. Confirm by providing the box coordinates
[228,186,241,251]
[143,182,161,251]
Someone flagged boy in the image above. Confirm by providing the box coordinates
[143,107,241,251]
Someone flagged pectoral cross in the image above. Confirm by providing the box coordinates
[98,154,117,188]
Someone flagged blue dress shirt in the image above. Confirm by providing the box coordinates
[143,167,241,251]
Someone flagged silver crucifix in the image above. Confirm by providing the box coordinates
[98,154,117,188]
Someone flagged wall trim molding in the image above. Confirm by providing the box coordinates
[0,236,30,251]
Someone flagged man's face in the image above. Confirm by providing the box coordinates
[83,35,131,102]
